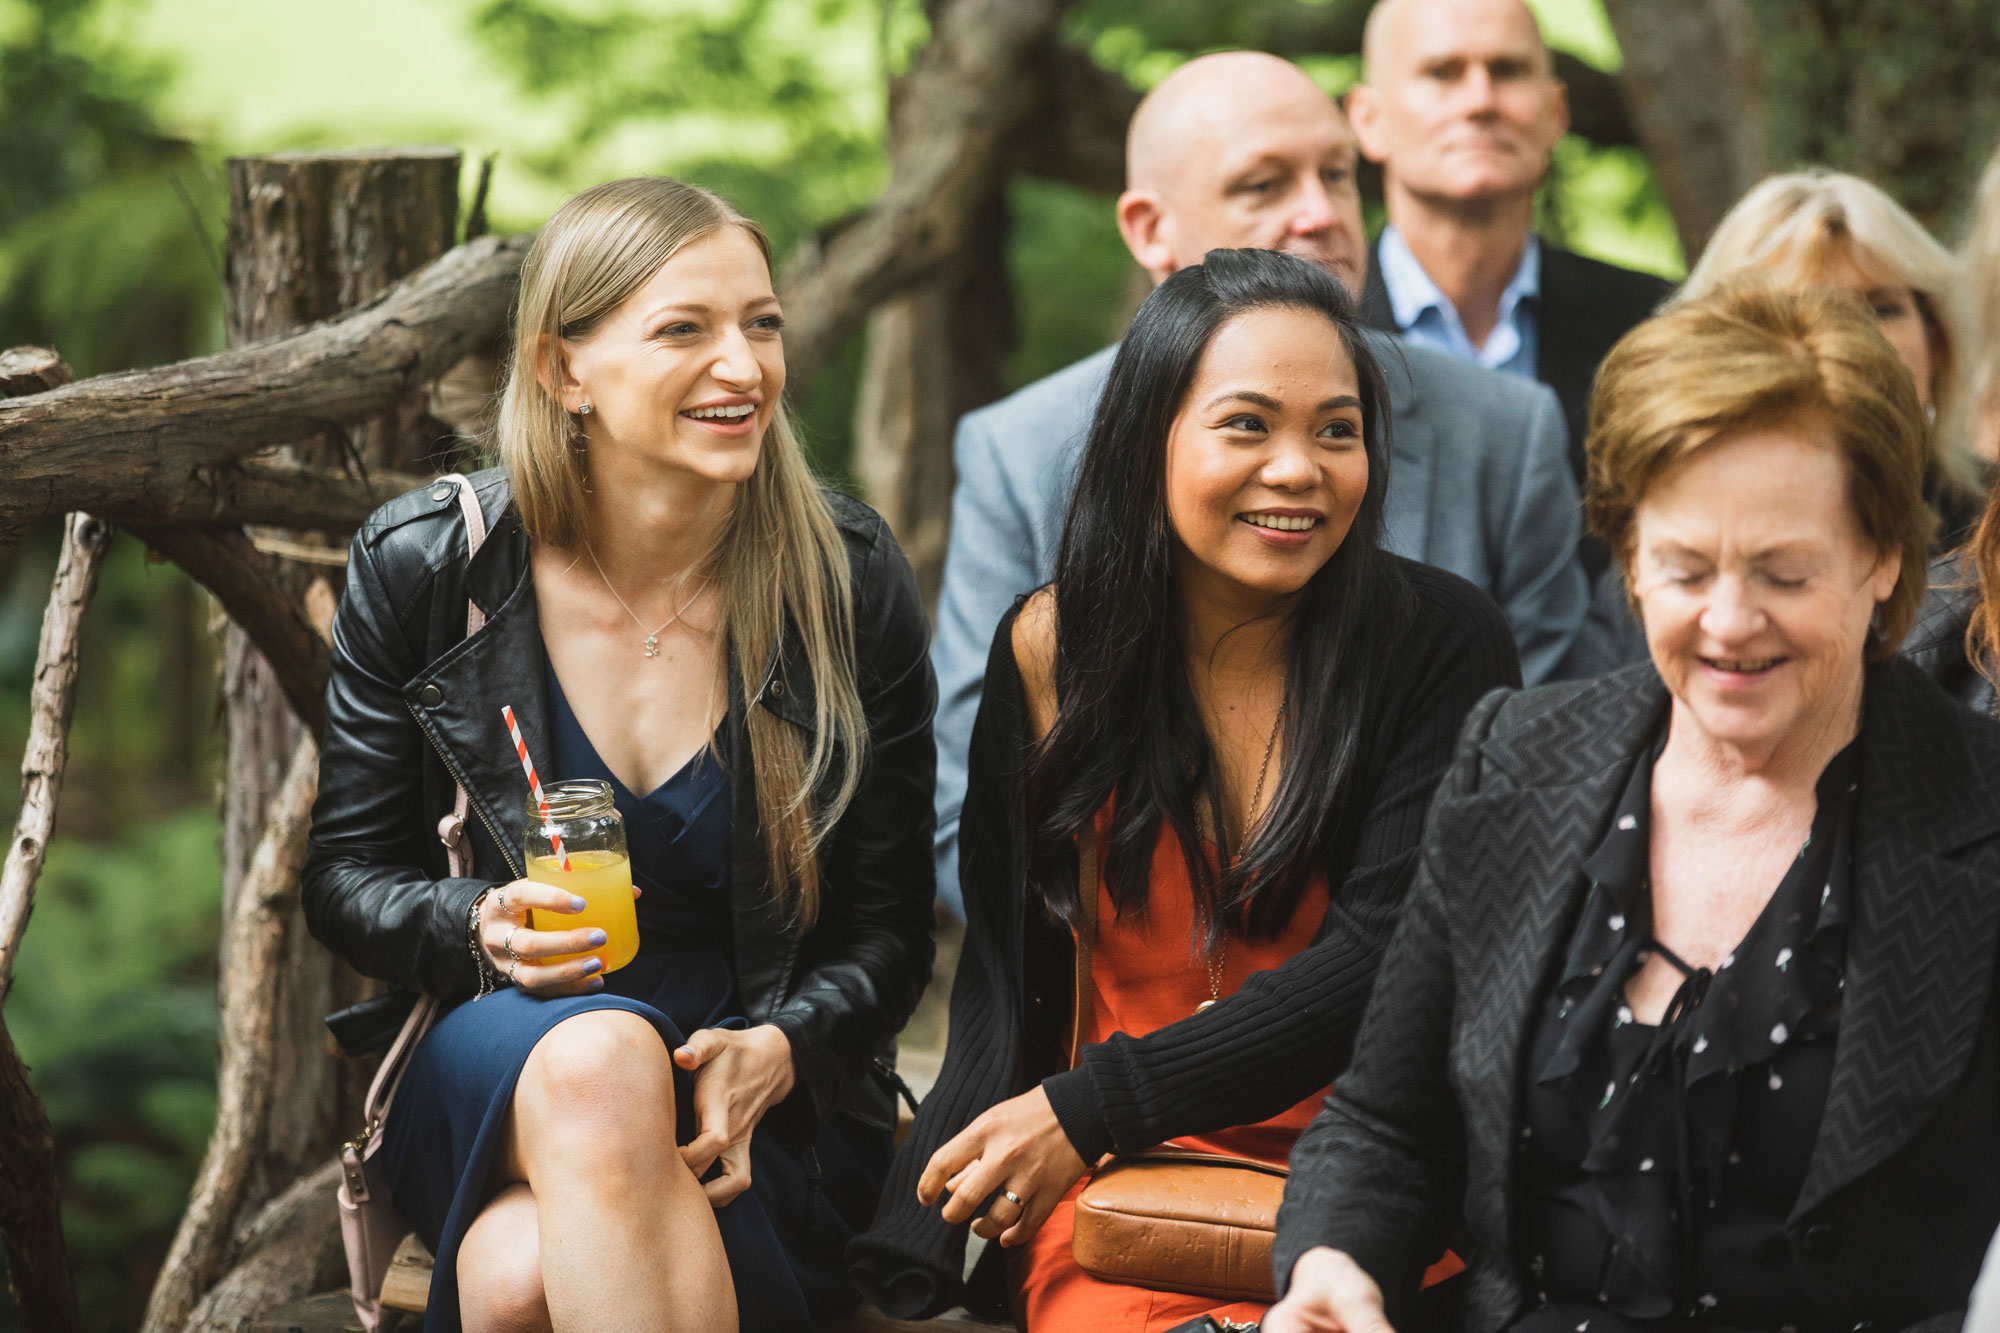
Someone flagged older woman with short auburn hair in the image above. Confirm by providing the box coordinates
[1266,281,2000,1333]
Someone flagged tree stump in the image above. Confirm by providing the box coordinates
[149,149,462,1332]
[219,148,461,1203]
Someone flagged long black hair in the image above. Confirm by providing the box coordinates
[1024,247,1417,943]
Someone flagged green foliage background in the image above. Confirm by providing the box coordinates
[0,0,1681,1322]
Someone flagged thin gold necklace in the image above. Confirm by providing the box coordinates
[1199,694,1287,1013]
[583,541,706,659]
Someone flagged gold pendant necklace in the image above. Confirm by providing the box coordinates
[1196,694,1286,1014]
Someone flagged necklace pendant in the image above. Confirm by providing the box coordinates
[643,634,660,658]
[1195,999,1216,1014]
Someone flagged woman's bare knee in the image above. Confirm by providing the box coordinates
[457,1184,550,1333]
[513,1010,677,1167]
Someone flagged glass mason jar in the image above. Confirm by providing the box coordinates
[522,779,639,974]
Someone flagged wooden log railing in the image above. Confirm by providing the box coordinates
[0,232,527,538]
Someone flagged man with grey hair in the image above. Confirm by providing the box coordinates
[926,50,1588,916]
[1348,0,1672,490]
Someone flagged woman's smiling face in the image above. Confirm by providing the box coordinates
[1630,423,1900,758]
[1163,305,1370,606]
[554,226,786,485]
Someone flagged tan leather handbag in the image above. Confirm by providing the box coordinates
[1066,826,1286,1303]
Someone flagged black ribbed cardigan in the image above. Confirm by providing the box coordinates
[848,557,1522,1318]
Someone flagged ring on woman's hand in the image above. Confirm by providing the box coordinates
[494,887,510,915]
[507,958,520,985]
[1001,1189,1024,1206]
[502,925,521,962]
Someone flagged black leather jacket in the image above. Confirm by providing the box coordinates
[1905,551,1997,718]
[301,468,938,1138]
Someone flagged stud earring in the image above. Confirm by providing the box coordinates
[579,402,593,416]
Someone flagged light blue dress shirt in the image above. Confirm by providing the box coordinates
[1378,224,1541,379]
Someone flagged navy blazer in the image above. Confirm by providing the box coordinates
[1361,237,1674,487]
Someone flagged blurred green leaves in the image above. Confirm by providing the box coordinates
[0,0,223,375]
[0,5,223,1321]
[467,0,924,257]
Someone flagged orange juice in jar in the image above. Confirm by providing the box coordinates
[524,780,639,974]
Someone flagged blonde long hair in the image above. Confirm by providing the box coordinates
[498,177,865,929]
[1680,169,1981,504]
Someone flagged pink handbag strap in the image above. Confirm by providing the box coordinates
[365,473,491,1131]
[434,473,488,880]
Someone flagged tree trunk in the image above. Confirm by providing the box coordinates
[0,1017,79,1332]
[1602,0,1768,260]
[778,0,1069,395]
[183,151,458,1327]
[851,181,1015,606]
[1607,1,2000,261]
[182,1163,346,1329]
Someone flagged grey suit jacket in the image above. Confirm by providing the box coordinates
[927,331,1586,915]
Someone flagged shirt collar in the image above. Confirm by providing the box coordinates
[1376,224,1542,333]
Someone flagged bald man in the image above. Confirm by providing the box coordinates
[925,51,1588,916]
[1349,0,1673,491]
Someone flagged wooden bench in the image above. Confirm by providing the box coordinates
[252,1289,1003,1332]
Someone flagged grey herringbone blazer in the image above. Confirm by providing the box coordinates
[1276,658,2000,1333]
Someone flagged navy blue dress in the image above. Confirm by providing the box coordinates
[378,654,893,1331]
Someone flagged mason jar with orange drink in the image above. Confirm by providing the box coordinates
[525,780,640,973]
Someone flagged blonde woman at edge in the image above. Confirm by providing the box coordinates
[301,177,937,1332]
[1680,168,1987,546]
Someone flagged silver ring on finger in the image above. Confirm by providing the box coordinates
[1001,1189,1023,1207]
[495,887,510,915]
[507,958,520,986]
[502,925,521,962]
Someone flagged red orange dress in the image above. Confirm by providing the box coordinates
[1008,818,1460,1331]
[1008,816,1328,1331]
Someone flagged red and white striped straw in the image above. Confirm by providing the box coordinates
[502,705,569,871]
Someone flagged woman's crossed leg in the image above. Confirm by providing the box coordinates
[455,1009,738,1333]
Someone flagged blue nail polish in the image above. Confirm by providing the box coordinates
[582,957,603,975]
[569,895,586,912]
[586,976,604,991]
[589,929,608,947]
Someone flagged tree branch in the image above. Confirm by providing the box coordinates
[93,458,428,533]
[130,527,331,740]
[1008,40,1136,195]
[778,0,1072,392]
[0,513,115,1004]
[0,1015,79,1332]
[181,1160,345,1331]
[139,734,319,1333]
[0,233,527,537]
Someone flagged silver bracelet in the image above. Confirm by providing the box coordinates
[467,887,498,1000]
